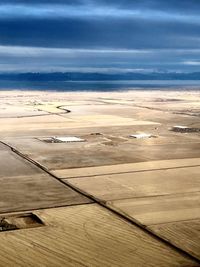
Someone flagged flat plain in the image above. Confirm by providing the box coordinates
[0,89,199,266]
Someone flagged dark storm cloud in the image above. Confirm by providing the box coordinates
[0,0,200,72]
[94,0,200,14]
[0,0,83,4]
[1,0,199,8]
[0,17,199,49]
[8,0,197,17]
[0,0,199,49]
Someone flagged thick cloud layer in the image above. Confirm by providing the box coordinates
[0,0,200,73]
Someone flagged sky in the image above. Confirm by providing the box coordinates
[0,0,200,73]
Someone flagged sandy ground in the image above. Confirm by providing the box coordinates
[0,89,199,168]
[0,89,200,266]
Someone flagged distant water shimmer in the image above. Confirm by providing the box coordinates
[0,80,200,91]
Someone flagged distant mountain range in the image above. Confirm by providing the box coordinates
[0,72,200,81]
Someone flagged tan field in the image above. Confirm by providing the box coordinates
[0,89,200,266]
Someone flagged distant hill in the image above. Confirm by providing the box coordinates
[0,72,200,81]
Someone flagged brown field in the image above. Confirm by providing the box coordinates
[0,89,199,266]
